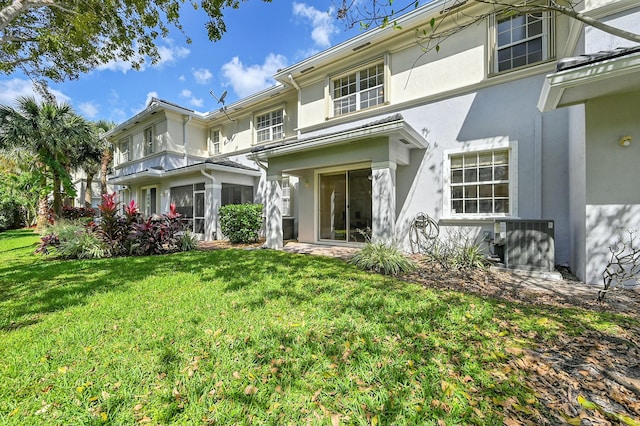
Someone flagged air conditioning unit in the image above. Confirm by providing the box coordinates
[493,219,555,272]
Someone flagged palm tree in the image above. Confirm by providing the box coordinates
[73,120,115,208]
[93,120,116,199]
[0,97,94,227]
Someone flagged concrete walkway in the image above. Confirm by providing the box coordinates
[282,242,359,260]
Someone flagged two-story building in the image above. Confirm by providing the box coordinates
[104,0,640,286]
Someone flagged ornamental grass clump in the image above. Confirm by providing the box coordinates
[349,242,416,275]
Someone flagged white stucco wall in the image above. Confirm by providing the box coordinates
[568,105,587,282]
[585,5,640,51]
[584,90,640,284]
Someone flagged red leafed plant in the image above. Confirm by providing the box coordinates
[167,203,181,219]
[125,200,138,216]
[99,192,118,217]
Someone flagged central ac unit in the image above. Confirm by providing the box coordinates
[493,219,555,272]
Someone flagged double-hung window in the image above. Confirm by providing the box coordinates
[210,129,220,155]
[495,12,551,72]
[256,109,284,143]
[144,126,154,155]
[118,137,131,164]
[333,63,384,116]
[282,177,291,217]
[445,143,517,217]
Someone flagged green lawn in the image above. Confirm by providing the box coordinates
[0,229,633,424]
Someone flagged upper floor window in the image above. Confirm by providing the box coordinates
[209,129,220,155]
[256,109,284,143]
[444,142,517,217]
[495,12,551,73]
[144,126,154,155]
[118,137,131,164]
[332,63,384,116]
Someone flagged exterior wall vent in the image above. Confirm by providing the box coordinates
[493,219,555,272]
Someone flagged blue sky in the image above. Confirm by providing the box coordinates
[0,1,365,124]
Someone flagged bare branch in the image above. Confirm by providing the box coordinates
[0,0,76,34]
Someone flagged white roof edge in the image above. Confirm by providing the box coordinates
[273,0,446,80]
[104,99,205,139]
[202,84,292,120]
[538,50,640,111]
[253,120,428,158]
[109,162,261,183]
[584,0,640,19]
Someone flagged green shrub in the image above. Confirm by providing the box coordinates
[219,204,263,243]
[349,242,416,275]
[0,199,22,231]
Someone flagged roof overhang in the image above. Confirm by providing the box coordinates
[109,162,261,185]
[538,51,640,112]
[252,117,429,160]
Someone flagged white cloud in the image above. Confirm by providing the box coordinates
[78,101,99,119]
[132,91,159,114]
[96,41,189,74]
[145,91,159,107]
[221,54,287,98]
[155,44,190,68]
[293,3,339,48]
[110,108,126,123]
[179,89,203,108]
[189,97,204,108]
[178,75,186,81]
[193,68,213,85]
[0,78,70,106]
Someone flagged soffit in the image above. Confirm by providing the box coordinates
[538,50,640,111]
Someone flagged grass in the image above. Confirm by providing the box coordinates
[0,229,636,424]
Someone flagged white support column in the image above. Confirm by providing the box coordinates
[371,161,397,245]
[266,174,283,249]
[205,182,222,240]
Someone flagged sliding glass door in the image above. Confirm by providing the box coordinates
[319,168,371,243]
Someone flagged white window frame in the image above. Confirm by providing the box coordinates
[118,136,131,164]
[281,176,291,217]
[490,10,554,74]
[144,126,154,156]
[254,108,285,144]
[330,59,386,117]
[443,140,518,219]
[141,185,158,217]
[209,128,221,155]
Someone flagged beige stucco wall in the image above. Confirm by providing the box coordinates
[584,90,640,284]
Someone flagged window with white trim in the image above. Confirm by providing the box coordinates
[447,149,512,216]
[332,63,384,116]
[495,12,551,72]
[256,109,284,143]
[144,126,154,155]
[282,177,291,217]
[118,137,131,164]
[209,129,220,154]
[171,183,205,234]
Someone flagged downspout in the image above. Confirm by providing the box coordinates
[288,74,302,138]
[201,168,216,240]
[183,115,192,166]
[253,157,268,172]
